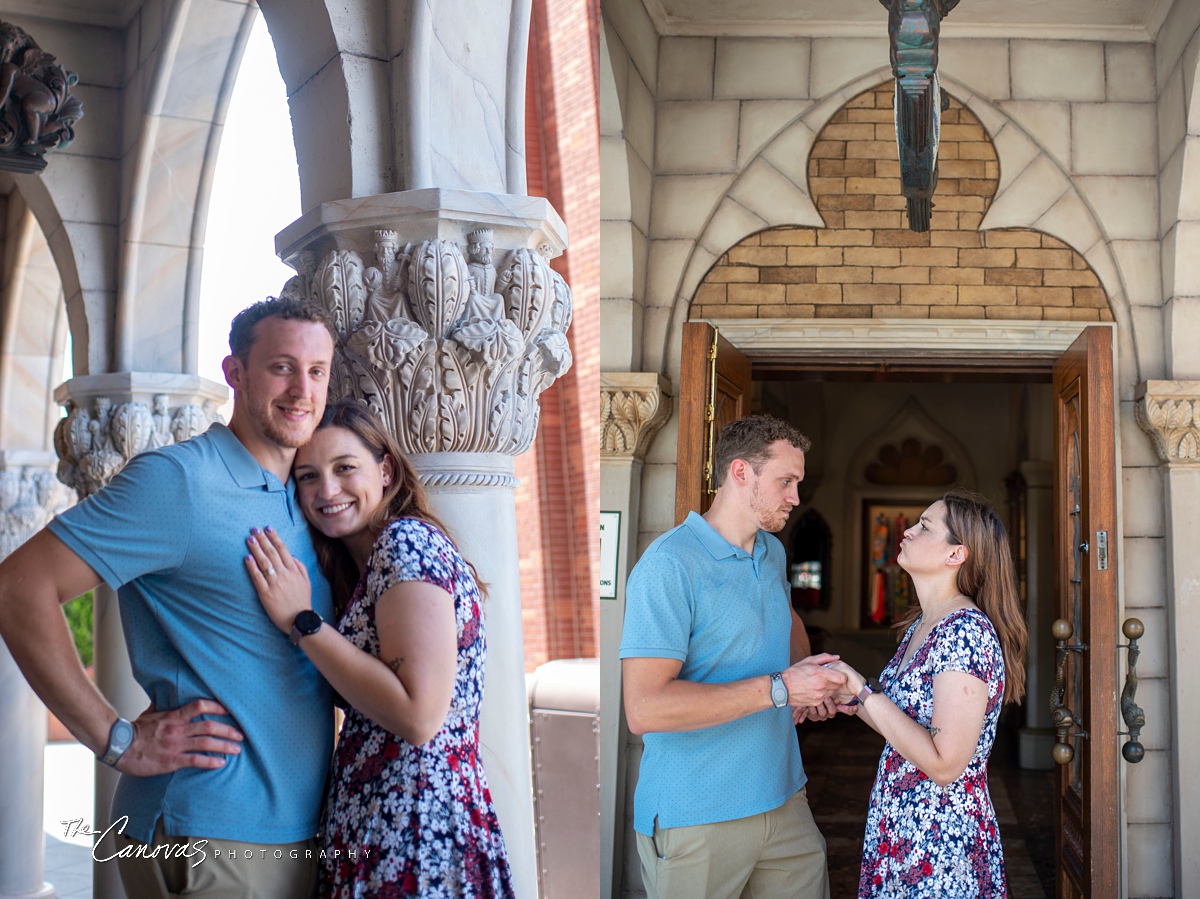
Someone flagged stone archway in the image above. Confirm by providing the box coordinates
[0,191,69,452]
[654,73,1146,392]
[691,83,1114,325]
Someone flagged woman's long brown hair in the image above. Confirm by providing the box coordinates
[893,491,1028,704]
[304,398,485,616]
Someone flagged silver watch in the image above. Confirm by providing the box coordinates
[99,717,134,767]
[769,672,789,708]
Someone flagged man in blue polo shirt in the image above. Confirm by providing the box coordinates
[621,415,847,899]
[0,297,337,898]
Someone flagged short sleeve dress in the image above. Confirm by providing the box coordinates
[858,608,1007,898]
[318,517,514,899]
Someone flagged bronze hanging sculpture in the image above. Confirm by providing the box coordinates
[880,0,958,232]
[0,20,84,173]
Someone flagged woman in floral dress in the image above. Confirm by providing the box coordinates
[828,492,1027,898]
[244,398,513,898]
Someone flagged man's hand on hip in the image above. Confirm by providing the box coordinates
[116,699,244,776]
[781,653,847,709]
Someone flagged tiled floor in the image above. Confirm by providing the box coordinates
[798,713,1055,898]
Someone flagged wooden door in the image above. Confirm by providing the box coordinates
[1052,326,1118,897]
[674,322,752,525]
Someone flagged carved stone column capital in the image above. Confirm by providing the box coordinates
[0,450,73,559]
[53,373,228,497]
[1136,380,1200,465]
[276,189,573,460]
[601,373,673,462]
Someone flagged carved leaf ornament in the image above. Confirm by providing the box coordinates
[54,395,220,497]
[1139,396,1199,462]
[299,231,573,456]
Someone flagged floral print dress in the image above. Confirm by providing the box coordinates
[859,608,1007,898]
[319,517,514,898]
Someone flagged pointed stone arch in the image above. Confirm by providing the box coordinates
[653,72,1143,391]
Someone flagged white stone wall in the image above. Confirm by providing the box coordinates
[601,4,658,374]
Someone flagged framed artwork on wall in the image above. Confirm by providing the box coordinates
[861,500,927,629]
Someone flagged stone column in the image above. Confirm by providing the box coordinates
[1135,380,1200,896]
[598,373,671,899]
[0,451,72,899]
[276,188,573,899]
[53,374,226,899]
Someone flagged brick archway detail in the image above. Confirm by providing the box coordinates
[689,82,1114,323]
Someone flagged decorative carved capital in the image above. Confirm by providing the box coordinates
[1136,380,1200,465]
[0,451,72,559]
[53,374,228,497]
[600,373,672,461]
[280,194,573,459]
[0,20,84,173]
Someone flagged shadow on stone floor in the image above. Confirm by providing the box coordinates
[797,713,1055,899]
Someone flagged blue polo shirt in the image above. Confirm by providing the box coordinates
[48,423,334,845]
[619,511,804,834]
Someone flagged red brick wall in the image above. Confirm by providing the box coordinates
[516,0,600,671]
[692,84,1113,322]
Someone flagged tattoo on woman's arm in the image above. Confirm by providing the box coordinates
[388,657,405,674]
[930,726,941,739]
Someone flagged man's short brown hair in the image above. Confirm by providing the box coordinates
[713,415,811,488]
[228,296,337,362]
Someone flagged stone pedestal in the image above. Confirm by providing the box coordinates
[53,374,226,899]
[0,451,72,899]
[598,373,671,899]
[1136,380,1200,898]
[275,187,573,899]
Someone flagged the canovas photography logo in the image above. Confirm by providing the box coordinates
[63,818,209,868]
[61,817,372,867]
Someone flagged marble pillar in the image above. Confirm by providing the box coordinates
[1135,379,1200,898]
[598,373,671,899]
[275,187,573,899]
[53,374,226,899]
[0,451,72,899]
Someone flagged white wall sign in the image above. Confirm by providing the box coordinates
[599,511,621,599]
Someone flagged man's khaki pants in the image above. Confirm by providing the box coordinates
[113,819,318,899]
[636,788,831,899]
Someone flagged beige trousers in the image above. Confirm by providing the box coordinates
[112,819,318,899]
[636,787,831,899]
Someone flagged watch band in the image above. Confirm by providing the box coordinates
[99,716,134,767]
[855,676,884,705]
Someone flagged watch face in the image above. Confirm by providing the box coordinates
[112,719,134,748]
[294,610,323,635]
[770,675,788,707]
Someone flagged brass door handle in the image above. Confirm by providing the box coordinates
[1119,618,1146,764]
[1050,618,1087,765]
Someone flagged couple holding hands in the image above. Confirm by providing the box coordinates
[620,415,1027,899]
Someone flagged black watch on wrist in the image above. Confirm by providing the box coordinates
[855,676,884,705]
[99,716,134,767]
[769,672,789,708]
[290,609,324,646]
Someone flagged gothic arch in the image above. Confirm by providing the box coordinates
[654,71,1141,390]
[0,192,68,452]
